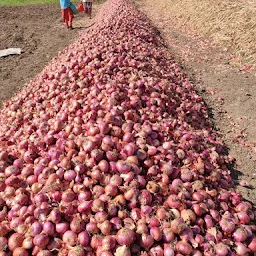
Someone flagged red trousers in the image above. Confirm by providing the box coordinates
[61,7,74,28]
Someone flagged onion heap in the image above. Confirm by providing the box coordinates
[0,0,255,255]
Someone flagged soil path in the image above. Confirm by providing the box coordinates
[135,0,256,203]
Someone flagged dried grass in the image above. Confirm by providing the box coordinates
[139,0,256,66]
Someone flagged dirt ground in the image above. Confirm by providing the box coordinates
[0,2,255,204]
[0,4,99,103]
[135,0,256,204]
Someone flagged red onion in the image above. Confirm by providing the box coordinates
[37,250,53,256]
[78,231,90,247]
[149,245,164,255]
[33,234,49,249]
[165,194,182,209]
[62,230,77,246]
[116,228,135,246]
[233,227,248,242]
[78,200,93,213]
[140,233,154,249]
[64,170,76,181]
[163,244,174,256]
[43,221,55,236]
[214,243,229,256]
[180,209,196,225]
[248,237,256,252]
[162,228,175,243]
[235,241,249,255]
[110,217,123,230]
[22,237,33,250]
[150,226,162,241]
[0,0,254,255]
[237,211,250,224]
[0,237,7,250]
[219,217,235,234]
[56,222,69,234]
[170,218,187,234]
[105,184,118,196]
[98,220,112,235]
[13,248,29,256]
[176,241,192,255]
[8,233,24,251]
[86,222,100,233]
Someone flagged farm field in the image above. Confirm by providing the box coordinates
[0,0,256,254]
[1,0,255,202]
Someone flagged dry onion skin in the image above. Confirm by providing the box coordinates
[0,0,255,255]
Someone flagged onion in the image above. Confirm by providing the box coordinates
[149,245,164,255]
[176,241,192,255]
[70,216,85,233]
[171,218,187,234]
[162,228,175,243]
[150,226,162,241]
[8,233,24,251]
[235,241,249,255]
[180,209,196,225]
[56,222,69,234]
[114,245,131,256]
[12,247,29,256]
[0,0,254,255]
[165,194,182,209]
[86,222,100,233]
[233,227,248,242]
[62,230,77,246]
[116,228,135,246]
[219,217,235,234]
[248,237,256,252]
[140,233,154,249]
[76,232,89,247]
[32,235,49,250]
[0,237,7,251]
[43,221,55,236]
[68,245,86,256]
[22,237,33,249]
[37,250,53,256]
[214,243,229,256]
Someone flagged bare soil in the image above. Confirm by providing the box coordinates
[135,0,256,203]
[0,4,98,104]
[0,1,255,204]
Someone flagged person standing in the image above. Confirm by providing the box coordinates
[82,0,93,19]
[60,0,74,29]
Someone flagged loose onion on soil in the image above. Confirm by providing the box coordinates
[0,0,255,255]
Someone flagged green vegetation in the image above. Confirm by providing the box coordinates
[0,0,103,6]
[0,0,57,6]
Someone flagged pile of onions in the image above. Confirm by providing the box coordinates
[0,0,255,255]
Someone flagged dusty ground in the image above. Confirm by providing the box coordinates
[0,3,99,104]
[135,0,256,70]
[135,0,256,203]
[0,1,255,204]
